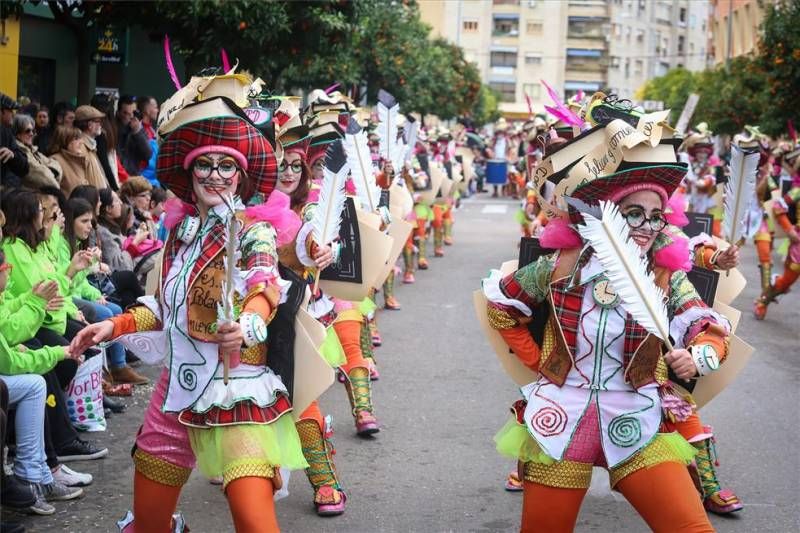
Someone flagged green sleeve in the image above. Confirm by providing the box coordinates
[0,293,47,345]
[0,337,65,376]
[510,253,556,305]
[76,276,102,301]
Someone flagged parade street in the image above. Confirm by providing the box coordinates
[8,195,799,533]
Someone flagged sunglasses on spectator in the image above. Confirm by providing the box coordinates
[22,128,34,134]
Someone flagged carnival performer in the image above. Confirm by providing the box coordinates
[484,119,729,532]
[276,109,382,439]
[264,116,348,515]
[681,124,720,221]
[402,145,434,283]
[754,146,800,319]
[375,159,401,310]
[70,93,308,532]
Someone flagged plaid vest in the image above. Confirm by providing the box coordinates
[538,249,669,390]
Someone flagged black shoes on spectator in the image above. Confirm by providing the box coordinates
[104,395,126,413]
[56,438,109,462]
[1,474,36,508]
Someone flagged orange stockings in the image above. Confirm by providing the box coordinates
[756,238,773,264]
[133,472,279,533]
[133,471,182,533]
[299,400,325,431]
[774,266,800,294]
[333,320,368,374]
[521,462,712,533]
[226,476,279,532]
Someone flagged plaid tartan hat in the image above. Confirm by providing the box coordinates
[570,163,686,205]
[157,98,276,202]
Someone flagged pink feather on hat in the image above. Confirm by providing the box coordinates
[244,191,302,248]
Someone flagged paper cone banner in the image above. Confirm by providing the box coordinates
[320,214,393,301]
[389,182,414,218]
[419,164,445,205]
[440,177,454,199]
[691,334,753,408]
[291,311,335,419]
[375,218,413,287]
[711,237,747,305]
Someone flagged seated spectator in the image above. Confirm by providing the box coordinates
[95,190,146,302]
[97,188,158,285]
[33,105,50,151]
[49,126,105,198]
[68,184,101,248]
[119,176,159,237]
[115,95,151,176]
[12,114,62,190]
[63,198,147,385]
[0,376,36,529]
[0,249,86,514]
[72,106,109,191]
[1,94,28,187]
[150,186,169,242]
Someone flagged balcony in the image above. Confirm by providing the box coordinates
[493,14,520,37]
[567,16,608,40]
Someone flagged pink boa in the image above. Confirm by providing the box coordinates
[539,218,581,249]
[244,191,302,248]
[653,234,692,272]
[664,191,689,227]
[163,198,197,230]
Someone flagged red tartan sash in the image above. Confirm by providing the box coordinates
[177,393,292,428]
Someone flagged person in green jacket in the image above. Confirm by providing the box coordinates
[0,249,86,512]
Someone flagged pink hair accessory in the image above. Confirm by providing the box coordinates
[244,190,302,248]
[653,235,692,272]
[183,145,248,171]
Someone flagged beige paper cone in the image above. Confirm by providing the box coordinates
[375,218,413,286]
[712,300,741,333]
[291,317,335,419]
[419,165,445,205]
[440,177,454,199]
[389,182,414,218]
[710,237,747,304]
[320,218,393,301]
[145,251,164,295]
[691,334,753,408]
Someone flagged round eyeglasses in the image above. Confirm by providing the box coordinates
[622,208,667,232]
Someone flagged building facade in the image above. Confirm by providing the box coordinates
[709,0,774,65]
[606,0,710,100]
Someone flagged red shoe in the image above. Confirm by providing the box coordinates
[355,410,379,436]
[403,272,415,284]
[434,247,444,257]
[369,365,380,381]
[444,236,453,246]
[418,258,429,270]
[504,471,523,492]
[753,299,768,320]
[384,296,401,310]
[704,489,743,515]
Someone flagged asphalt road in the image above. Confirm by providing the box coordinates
[9,194,799,532]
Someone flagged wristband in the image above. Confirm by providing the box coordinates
[690,344,719,376]
[240,312,268,347]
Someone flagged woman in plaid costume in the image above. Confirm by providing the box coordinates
[72,96,306,532]
[482,119,731,532]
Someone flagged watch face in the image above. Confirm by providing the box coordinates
[700,344,720,370]
[592,279,620,308]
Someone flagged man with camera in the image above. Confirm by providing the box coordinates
[115,95,152,176]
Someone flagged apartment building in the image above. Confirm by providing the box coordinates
[709,0,775,65]
[420,0,610,119]
[606,0,710,100]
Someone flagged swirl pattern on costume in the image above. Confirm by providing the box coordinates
[608,415,641,447]
[530,405,568,437]
[116,333,167,365]
[178,365,198,391]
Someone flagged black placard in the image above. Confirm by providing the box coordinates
[715,165,727,185]
[683,212,714,238]
[319,197,363,284]
[379,189,390,209]
[519,237,556,268]
[686,266,719,306]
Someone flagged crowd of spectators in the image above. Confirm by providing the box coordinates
[0,91,168,531]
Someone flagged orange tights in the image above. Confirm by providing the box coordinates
[756,238,773,264]
[775,264,800,293]
[520,462,712,533]
[133,472,279,532]
[299,400,325,431]
[333,320,368,374]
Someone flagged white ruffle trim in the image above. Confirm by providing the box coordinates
[669,305,730,349]
[308,293,335,320]
[482,269,532,317]
[191,367,288,413]
[686,232,714,252]
[295,222,316,268]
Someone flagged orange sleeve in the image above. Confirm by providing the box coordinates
[498,325,542,372]
[688,322,729,364]
[243,294,273,323]
[776,212,794,234]
[110,305,161,338]
[693,245,717,269]
[110,314,138,338]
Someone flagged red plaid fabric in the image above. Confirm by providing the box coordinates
[157,115,277,202]
[549,278,584,350]
[499,274,538,311]
[621,321,651,369]
[177,393,292,428]
[571,164,686,204]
